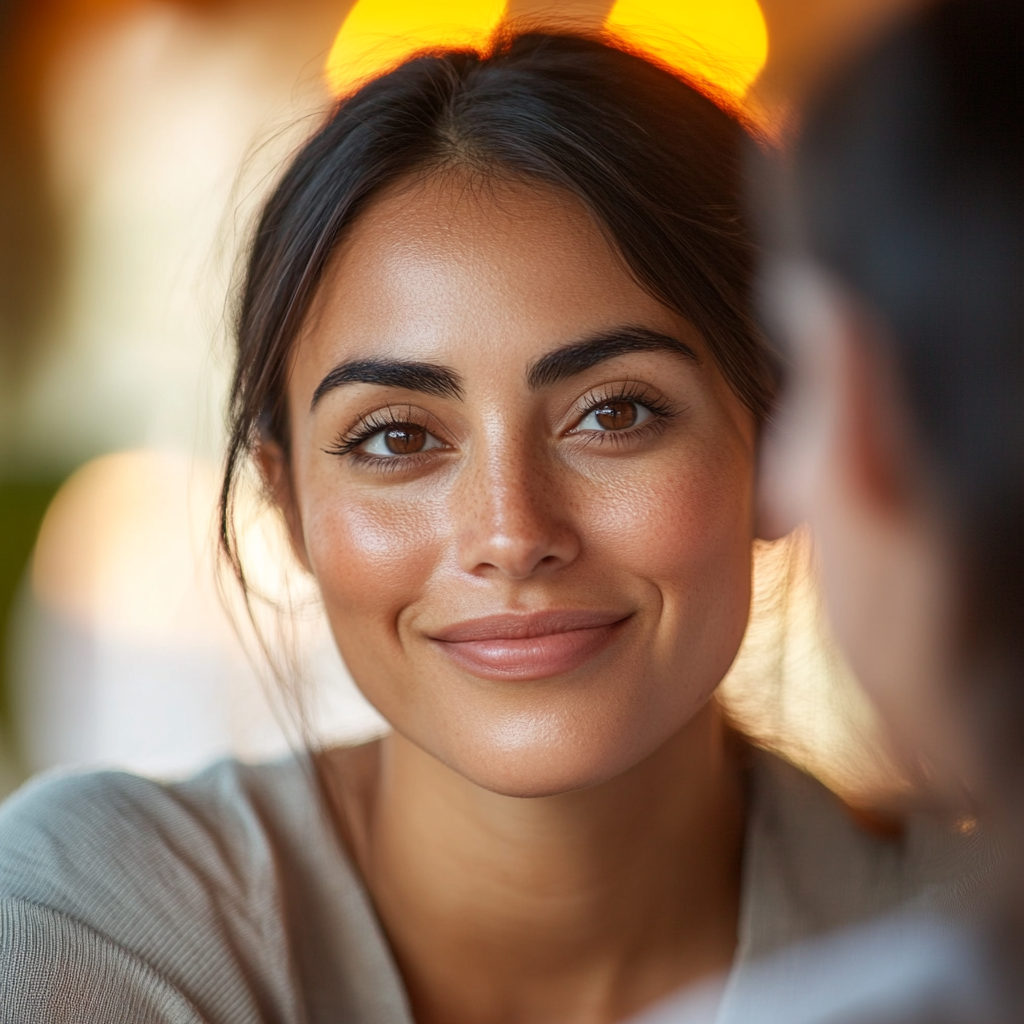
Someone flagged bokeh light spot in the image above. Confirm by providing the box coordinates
[605,0,767,99]
[325,0,507,97]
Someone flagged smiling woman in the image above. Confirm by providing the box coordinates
[264,168,756,801]
[0,29,990,1024]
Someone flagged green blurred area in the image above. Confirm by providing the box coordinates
[0,479,62,766]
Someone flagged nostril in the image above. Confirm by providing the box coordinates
[463,540,570,580]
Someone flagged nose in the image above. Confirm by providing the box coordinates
[454,442,580,580]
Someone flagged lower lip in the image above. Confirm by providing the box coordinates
[434,622,625,681]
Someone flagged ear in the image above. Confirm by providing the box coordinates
[753,260,842,543]
[753,265,916,542]
[256,440,313,574]
[754,455,794,542]
[834,301,918,522]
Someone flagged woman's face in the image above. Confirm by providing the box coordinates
[279,174,756,797]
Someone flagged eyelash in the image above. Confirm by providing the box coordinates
[323,405,439,463]
[324,384,678,467]
[569,381,677,446]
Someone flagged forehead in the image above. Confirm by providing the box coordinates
[294,171,691,371]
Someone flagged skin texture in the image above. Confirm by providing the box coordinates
[762,264,978,803]
[263,172,756,1023]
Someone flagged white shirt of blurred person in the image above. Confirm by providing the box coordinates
[635,0,1023,1021]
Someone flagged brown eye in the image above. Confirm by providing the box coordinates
[384,424,426,454]
[574,396,656,436]
[594,401,638,430]
[355,419,445,458]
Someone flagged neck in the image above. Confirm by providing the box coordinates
[327,701,745,1024]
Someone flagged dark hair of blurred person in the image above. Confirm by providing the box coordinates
[757,0,1022,1016]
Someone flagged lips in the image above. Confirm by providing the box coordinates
[430,610,630,681]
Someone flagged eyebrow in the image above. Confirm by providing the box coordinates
[310,358,464,409]
[527,326,699,390]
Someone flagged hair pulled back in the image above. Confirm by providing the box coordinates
[222,31,776,583]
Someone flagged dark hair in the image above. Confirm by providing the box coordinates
[792,0,1023,789]
[221,31,778,587]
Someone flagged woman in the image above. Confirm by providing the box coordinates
[0,31,986,1024]
[646,2,1021,1020]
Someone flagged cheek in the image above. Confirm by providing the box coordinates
[587,437,756,708]
[587,441,754,597]
[301,480,445,634]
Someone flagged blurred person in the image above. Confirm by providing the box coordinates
[0,29,990,1024]
[640,0,1022,1020]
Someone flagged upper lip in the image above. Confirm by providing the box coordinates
[430,610,630,643]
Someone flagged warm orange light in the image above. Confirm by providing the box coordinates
[605,0,768,99]
[325,0,768,101]
[325,0,507,97]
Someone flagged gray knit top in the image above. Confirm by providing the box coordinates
[0,749,991,1024]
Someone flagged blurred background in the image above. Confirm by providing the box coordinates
[0,0,923,801]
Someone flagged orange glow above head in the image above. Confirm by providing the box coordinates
[325,0,768,101]
[325,0,507,98]
[605,0,768,99]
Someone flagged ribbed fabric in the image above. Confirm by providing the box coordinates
[0,750,994,1023]
[1,902,206,1023]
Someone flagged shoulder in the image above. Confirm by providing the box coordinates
[1,768,190,909]
[740,913,1000,1024]
[742,750,997,954]
[0,758,300,908]
[0,758,313,1022]
[646,912,999,1024]
[1,899,209,1024]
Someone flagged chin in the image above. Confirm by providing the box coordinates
[431,705,690,799]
